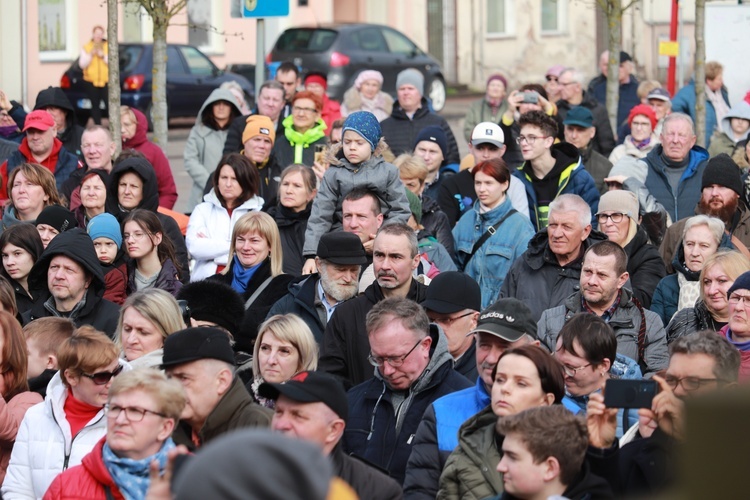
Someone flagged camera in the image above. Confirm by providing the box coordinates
[521,92,539,104]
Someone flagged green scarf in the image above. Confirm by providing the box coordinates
[282,115,327,163]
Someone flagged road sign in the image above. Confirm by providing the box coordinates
[242,0,289,18]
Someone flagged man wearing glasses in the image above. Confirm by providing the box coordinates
[513,110,599,231]
[719,271,750,379]
[343,297,472,486]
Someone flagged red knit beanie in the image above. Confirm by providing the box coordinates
[627,104,657,129]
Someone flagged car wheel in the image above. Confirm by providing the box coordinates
[428,77,447,113]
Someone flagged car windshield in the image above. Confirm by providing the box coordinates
[275,29,337,52]
[119,46,143,74]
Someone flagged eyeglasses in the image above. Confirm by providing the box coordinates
[292,106,317,114]
[429,311,474,327]
[596,212,626,224]
[562,363,591,377]
[368,338,425,368]
[631,121,652,128]
[516,135,549,145]
[559,81,577,87]
[663,374,726,392]
[105,404,166,422]
[123,231,148,242]
[81,364,123,385]
[545,76,558,83]
[729,294,750,307]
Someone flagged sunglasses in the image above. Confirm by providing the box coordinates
[81,364,123,385]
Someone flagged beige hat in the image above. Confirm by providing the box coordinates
[597,190,639,220]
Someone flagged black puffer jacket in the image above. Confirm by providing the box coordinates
[34,87,84,157]
[107,158,190,283]
[319,279,429,389]
[623,225,666,309]
[209,259,295,353]
[22,228,120,337]
[266,203,311,276]
[421,195,455,260]
[499,228,608,321]
[381,97,460,163]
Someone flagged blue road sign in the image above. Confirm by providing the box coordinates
[242,0,289,18]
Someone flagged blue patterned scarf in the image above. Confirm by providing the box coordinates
[102,438,175,500]
[230,255,262,294]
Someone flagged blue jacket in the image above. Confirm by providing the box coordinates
[639,144,709,223]
[453,198,534,309]
[343,324,472,485]
[402,377,490,499]
[671,80,730,147]
[513,142,600,231]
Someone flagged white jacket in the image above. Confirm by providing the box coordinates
[2,362,131,500]
[186,190,264,282]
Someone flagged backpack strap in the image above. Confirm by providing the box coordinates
[632,295,647,369]
[244,276,274,309]
[467,209,517,261]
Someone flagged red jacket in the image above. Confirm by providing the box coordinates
[122,108,178,209]
[43,438,125,500]
[719,325,750,381]
[321,95,342,132]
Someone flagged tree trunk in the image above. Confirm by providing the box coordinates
[151,11,169,151]
[605,0,623,138]
[107,0,121,152]
[694,0,707,148]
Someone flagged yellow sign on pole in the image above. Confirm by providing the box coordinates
[659,41,679,57]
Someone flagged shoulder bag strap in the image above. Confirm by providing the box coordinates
[244,276,275,310]
[468,209,518,260]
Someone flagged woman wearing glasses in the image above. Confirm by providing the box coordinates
[438,344,565,500]
[43,369,185,500]
[596,190,665,308]
[608,105,660,165]
[718,270,750,380]
[115,289,186,369]
[272,90,328,169]
[3,327,128,499]
[123,209,182,297]
[248,314,318,408]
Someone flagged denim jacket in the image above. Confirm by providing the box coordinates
[453,198,534,309]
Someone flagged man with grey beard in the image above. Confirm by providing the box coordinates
[319,223,429,388]
[268,231,367,345]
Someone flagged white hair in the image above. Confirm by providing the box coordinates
[561,68,586,86]
[549,194,592,228]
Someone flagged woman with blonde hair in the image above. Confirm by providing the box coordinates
[1,163,65,231]
[248,314,318,407]
[210,211,294,353]
[667,249,750,343]
[115,289,186,368]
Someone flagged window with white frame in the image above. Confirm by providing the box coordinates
[38,0,78,62]
[486,0,511,36]
[541,0,567,34]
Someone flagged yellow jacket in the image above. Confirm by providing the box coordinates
[81,40,108,87]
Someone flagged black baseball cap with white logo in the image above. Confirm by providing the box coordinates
[468,298,537,342]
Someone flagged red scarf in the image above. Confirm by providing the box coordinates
[63,389,101,437]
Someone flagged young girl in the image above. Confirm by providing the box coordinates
[302,111,410,273]
[122,209,181,297]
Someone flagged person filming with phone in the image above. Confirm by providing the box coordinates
[586,330,740,497]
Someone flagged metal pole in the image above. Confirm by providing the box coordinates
[255,18,265,103]
[21,0,28,106]
[677,3,684,89]
[667,0,679,95]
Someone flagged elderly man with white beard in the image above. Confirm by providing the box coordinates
[268,231,367,345]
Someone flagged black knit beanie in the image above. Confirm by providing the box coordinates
[701,153,743,196]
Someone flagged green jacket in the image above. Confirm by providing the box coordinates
[463,98,508,142]
[172,376,272,450]
[437,406,504,500]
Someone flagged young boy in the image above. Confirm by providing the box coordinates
[515,110,599,230]
[493,406,612,500]
[708,101,750,158]
[87,213,127,305]
[302,110,411,274]
[24,317,76,397]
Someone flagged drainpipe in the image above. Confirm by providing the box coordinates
[21,0,29,106]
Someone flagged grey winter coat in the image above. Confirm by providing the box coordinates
[183,88,241,211]
[537,289,669,376]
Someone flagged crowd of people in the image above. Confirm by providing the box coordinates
[0,42,748,499]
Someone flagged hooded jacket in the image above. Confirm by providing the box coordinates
[403,376,489,500]
[183,88,242,211]
[21,228,121,337]
[42,438,125,500]
[121,108,178,209]
[1,137,81,201]
[453,197,535,310]
[107,157,190,283]
[267,202,311,276]
[303,147,411,257]
[34,87,85,157]
[344,324,472,485]
[708,101,750,158]
[172,377,272,451]
[672,79,730,148]
[500,229,609,321]
[537,288,669,376]
[556,91,616,156]
[381,97,460,163]
[187,189,264,281]
[319,279,429,389]
[513,142,600,231]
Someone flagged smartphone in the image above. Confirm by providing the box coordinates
[603,379,657,409]
[314,144,326,164]
[522,92,539,104]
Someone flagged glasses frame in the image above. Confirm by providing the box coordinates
[596,212,626,224]
[105,404,166,422]
[562,363,591,378]
[429,311,474,327]
[515,135,549,145]
[81,364,123,385]
[663,374,727,392]
[729,294,750,307]
[368,337,425,368]
[292,106,318,115]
